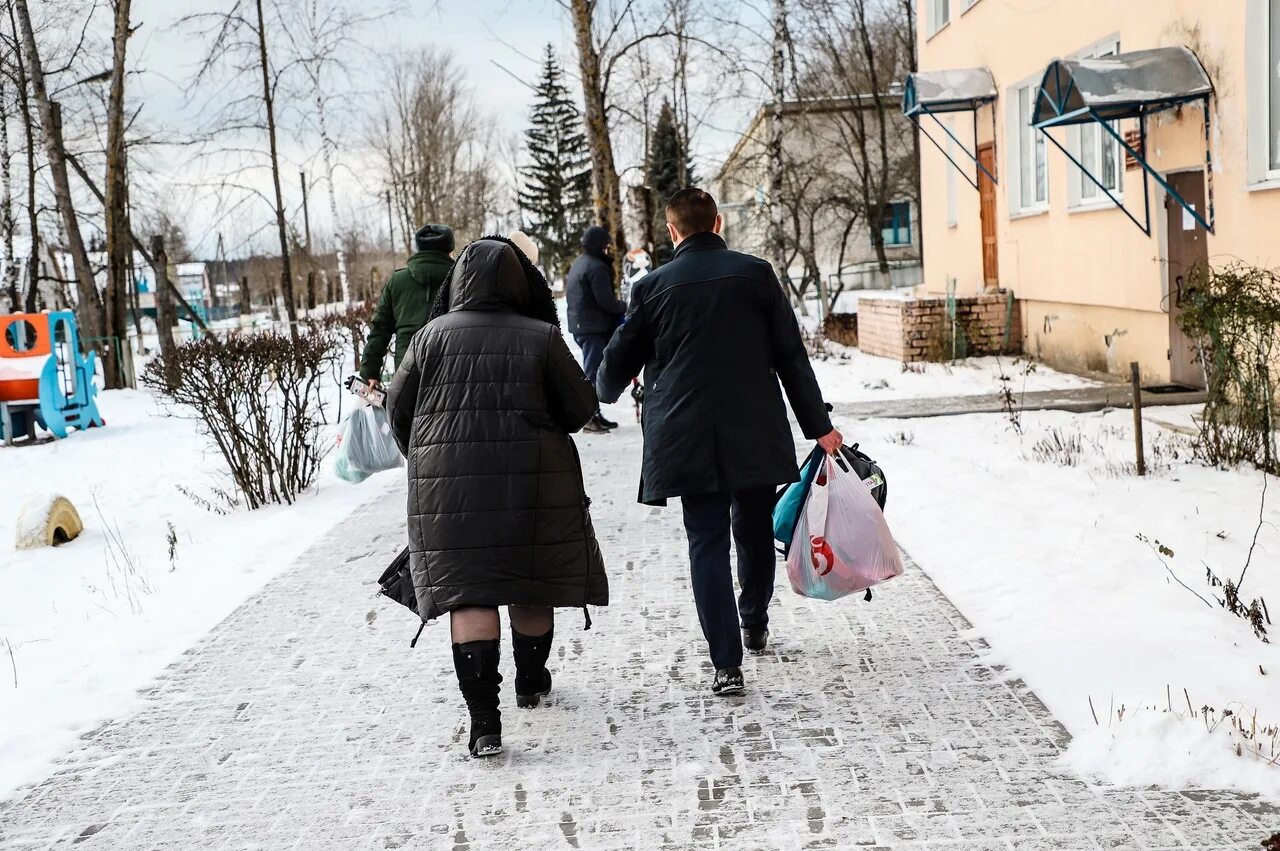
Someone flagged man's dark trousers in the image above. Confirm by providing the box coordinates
[574,334,609,383]
[680,486,777,670]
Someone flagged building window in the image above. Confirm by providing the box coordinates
[1271,0,1280,170]
[880,202,911,246]
[1074,39,1123,203]
[1015,83,1048,211]
[928,0,950,35]
[1247,0,1280,182]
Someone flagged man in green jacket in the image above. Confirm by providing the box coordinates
[360,224,455,387]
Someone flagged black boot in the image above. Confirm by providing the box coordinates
[452,640,503,757]
[595,409,618,430]
[511,627,554,708]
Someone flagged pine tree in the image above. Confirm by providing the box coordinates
[519,45,592,281]
[647,98,696,267]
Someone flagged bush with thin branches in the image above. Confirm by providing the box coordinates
[143,329,340,509]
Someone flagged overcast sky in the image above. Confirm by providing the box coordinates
[116,0,746,258]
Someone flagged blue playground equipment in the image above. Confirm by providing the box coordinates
[0,311,106,445]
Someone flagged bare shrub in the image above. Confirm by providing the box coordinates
[886,429,915,446]
[1177,262,1280,473]
[143,328,341,509]
[306,301,375,374]
[1029,427,1089,466]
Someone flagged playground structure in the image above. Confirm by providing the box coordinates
[0,311,105,445]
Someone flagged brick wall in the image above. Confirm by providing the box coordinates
[857,293,1022,362]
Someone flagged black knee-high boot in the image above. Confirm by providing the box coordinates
[511,627,553,708]
[451,640,502,757]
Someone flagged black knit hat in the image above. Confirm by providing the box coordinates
[415,223,455,253]
[581,225,609,257]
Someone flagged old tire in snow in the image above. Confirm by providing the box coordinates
[15,495,84,550]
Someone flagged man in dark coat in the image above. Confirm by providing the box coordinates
[565,225,626,432]
[360,223,454,386]
[387,236,608,757]
[596,188,843,695]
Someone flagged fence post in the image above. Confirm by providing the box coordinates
[1131,361,1146,476]
[151,235,178,388]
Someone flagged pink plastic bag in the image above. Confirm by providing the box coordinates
[786,454,904,601]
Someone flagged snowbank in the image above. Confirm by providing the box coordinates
[851,408,1280,797]
[0,388,400,801]
[810,343,1097,403]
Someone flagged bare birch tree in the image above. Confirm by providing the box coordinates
[13,0,102,341]
[277,0,399,306]
[182,0,300,338]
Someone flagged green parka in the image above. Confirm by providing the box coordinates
[359,250,453,380]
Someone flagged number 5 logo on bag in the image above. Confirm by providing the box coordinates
[809,535,835,576]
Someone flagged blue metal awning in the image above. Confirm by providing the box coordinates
[903,68,999,189]
[1031,46,1216,235]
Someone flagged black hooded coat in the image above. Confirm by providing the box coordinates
[386,237,609,621]
[565,226,626,336]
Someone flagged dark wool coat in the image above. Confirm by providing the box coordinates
[359,249,454,380]
[565,228,626,336]
[596,231,833,506]
[386,238,609,620]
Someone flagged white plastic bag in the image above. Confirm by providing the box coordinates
[786,454,903,601]
[334,405,402,482]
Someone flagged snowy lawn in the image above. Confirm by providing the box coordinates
[0,388,399,801]
[849,406,1280,797]
[808,344,1098,404]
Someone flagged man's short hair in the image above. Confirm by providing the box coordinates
[665,188,718,236]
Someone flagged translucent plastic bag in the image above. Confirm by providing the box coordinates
[786,453,904,601]
[334,406,402,481]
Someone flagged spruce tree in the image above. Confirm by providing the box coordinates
[519,45,592,281]
[647,98,696,267]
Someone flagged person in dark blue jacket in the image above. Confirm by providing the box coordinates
[566,225,627,432]
[595,188,844,695]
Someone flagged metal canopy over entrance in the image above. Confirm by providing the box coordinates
[904,67,999,190]
[1031,46,1216,235]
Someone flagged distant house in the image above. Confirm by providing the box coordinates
[715,94,922,303]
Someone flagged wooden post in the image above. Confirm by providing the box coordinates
[1131,361,1146,476]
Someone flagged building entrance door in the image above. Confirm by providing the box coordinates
[1164,171,1208,388]
[977,143,999,289]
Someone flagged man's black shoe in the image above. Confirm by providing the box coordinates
[596,410,619,430]
[711,666,745,695]
[582,416,611,434]
[743,628,769,655]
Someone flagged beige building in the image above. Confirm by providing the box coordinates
[911,0,1280,385]
[715,96,922,304]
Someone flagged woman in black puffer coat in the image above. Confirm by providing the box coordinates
[386,236,609,758]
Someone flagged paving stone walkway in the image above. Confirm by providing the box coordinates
[0,425,1275,850]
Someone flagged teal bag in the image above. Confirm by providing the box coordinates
[772,446,824,548]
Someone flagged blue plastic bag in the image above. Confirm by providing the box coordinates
[334,406,402,482]
[772,447,824,547]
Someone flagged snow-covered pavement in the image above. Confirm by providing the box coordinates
[1,420,1277,850]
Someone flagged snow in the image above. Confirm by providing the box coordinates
[2,295,1276,804]
[808,343,1097,403]
[0,388,399,802]
[849,407,1280,797]
[13,494,61,549]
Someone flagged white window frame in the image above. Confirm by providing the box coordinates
[1246,0,1280,187]
[927,0,950,37]
[1068,36,1124,209]
[1007,76,1049,217]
